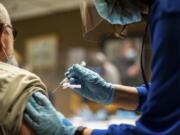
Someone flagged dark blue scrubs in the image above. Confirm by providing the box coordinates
[92,0,180,134]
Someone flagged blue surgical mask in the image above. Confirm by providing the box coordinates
[2,48,18,66]
[94,0,142,25]
[6,56,16,65]
[125,48,137,61]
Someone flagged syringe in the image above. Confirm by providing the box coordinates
[51,61,86,94]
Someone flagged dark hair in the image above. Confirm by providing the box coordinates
[105,0,148,17]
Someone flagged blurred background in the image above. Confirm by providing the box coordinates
[1,0,152,128]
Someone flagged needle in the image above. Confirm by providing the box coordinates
[59,61,86,85]
[51,61,86,94]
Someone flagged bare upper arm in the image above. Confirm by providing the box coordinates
[20,122,35,135]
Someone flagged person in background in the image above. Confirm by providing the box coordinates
[87,51,121,84]
[112,39,143,86]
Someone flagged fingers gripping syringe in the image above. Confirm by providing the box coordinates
[59,61,86,86]
[51,61,86,94]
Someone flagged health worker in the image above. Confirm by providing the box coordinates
[24,0,180,135]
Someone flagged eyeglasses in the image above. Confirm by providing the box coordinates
[0,23,18,39]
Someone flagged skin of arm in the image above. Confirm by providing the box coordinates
[83,128,92,135]
[112,84,139,110]
[20,122,35,135]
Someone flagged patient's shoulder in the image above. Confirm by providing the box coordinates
[0,62,43,84]
[0,62,46,91]
[0,62,35,76]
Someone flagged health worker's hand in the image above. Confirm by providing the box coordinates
[65,64,115,105]
[24,92,76,135]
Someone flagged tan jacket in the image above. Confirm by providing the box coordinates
[0,62,47,135]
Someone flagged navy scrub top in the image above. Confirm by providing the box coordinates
[92,0,180,134]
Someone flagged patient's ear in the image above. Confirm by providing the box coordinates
[0,28,6,49]
[20,121,35,135]
[0,29,7,62]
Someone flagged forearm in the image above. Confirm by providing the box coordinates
[112,84,139,111]
[83,128,92,135]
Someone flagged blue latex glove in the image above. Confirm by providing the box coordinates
[24,92,76,135]
[65,64,115,105]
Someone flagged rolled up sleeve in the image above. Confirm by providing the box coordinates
[136,83,151,112]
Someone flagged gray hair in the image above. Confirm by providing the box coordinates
[0,3,11,25]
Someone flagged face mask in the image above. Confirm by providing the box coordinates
[125,48,137,61]
[94,0,142,25]
[7,56,17,65]
[2,48,18,66]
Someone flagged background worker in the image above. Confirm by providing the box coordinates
[86,51,121,84]
[112,39,142,86]
[24,0,180,135]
